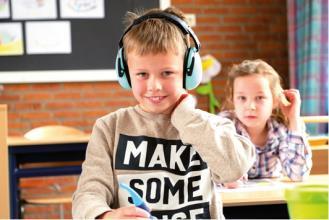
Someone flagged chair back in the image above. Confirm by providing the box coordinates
[301,116,329,124]
[301,116,328,175]
[24,125,86,140]
[301,116,329,146]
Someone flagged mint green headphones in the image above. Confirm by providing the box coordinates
[115,12,202,90]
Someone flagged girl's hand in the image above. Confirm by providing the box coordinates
[279,89,302,131]
[98,206,150,219]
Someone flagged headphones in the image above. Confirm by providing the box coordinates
[115,12,202,90]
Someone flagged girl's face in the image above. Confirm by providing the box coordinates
[127,50,185,114]
[233,74,274,131]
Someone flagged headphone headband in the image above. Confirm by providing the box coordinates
[118,12,200,52]
[116,11,203,90]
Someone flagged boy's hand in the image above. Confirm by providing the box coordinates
[223,174,248,189]
[170,93,189,114]
[279,89,302,132]
[98,206,150,219]
[175,93,189,107]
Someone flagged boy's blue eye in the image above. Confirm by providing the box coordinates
[162,71,173,77]
[136,72,147,78]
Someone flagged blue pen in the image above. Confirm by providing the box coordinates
[119,182,157,219]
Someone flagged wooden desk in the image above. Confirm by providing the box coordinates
[221,174,328,218]
[221,174,328,207]
[7,135,328,218]
[7,135,89,218]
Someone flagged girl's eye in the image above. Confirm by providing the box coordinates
[256,96,265,101]
[237,96,246,101]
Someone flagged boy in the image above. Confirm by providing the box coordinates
[72,7,255,219]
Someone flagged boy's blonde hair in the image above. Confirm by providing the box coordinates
[122,7,189,60]
[222,59,288,125]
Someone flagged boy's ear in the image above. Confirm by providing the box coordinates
[184,47,202,90]
[116,48,131,89]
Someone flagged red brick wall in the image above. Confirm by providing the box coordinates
[1,0,288,218]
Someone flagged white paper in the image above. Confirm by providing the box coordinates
[25,21,71,54]
[0,0,10,18]
[60,0,104,19]
[0,22,24,56]
[217,178,293,193]
[12,0,57,20]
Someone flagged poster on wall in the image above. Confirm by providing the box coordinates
[0,22,24,56]
[12,0,57,20]
[0,0,10,18]
[60,0,105,19]
[25,21,71,54]
[0,0,162,83]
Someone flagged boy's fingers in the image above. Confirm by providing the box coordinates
[173,93,189,109]
[177,93,188,104]
[180,93,189,99]
[122,206,150,217]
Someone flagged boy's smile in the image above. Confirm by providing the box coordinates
[146,96,167,104]
[127,50,185,114]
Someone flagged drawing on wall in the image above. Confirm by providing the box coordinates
[25,21,71,54]
[0,0,10,18]
[60,0,104,19]
[0,22,24,56]
[12,0,57,20]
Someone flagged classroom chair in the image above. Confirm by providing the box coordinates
[24,125,86,140]
[21,125,86,218]
[301,116,329,175]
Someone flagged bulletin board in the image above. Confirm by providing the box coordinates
[0,0,164,83]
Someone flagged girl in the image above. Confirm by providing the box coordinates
[219,59,312,186]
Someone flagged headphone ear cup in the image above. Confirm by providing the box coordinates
[115,48,131,89]
[184,47,202,90]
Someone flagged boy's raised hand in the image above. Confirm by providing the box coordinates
[279,89,302,132]
[172,93,197,111]
[169,93,190,114]
[98,206,150,219]
[175,93,189,106]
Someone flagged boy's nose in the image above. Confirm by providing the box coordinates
[147,76,162,91]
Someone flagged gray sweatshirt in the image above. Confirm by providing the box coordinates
[72,96,255,219]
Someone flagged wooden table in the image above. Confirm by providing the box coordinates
[7,135,89,218]
[6,135,328,218]
[220,174,328,218]
[221,174,328,206]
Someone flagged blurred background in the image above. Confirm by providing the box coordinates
[0,0,327,218]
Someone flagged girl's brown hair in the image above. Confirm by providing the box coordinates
[122,7,189,60]
[221,59,288,125]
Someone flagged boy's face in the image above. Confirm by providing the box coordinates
[127,50,185,114]
[233,74,274,132]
